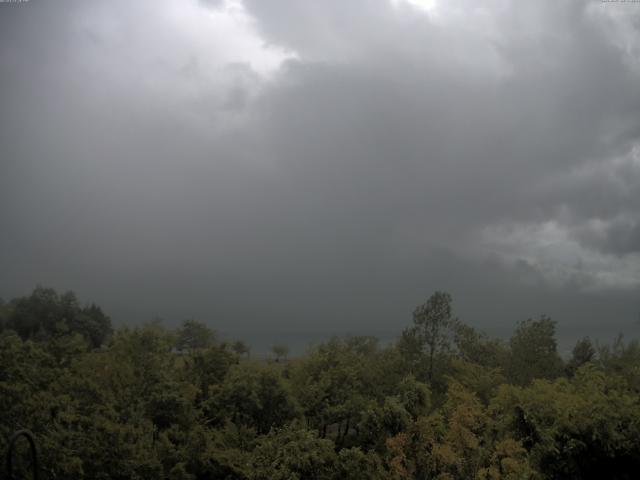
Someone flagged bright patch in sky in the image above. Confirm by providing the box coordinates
[74,0,292,84]
[391,0,438,13]
[479,221,640,291]
[405,0,438,12]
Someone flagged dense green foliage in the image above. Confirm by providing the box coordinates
[2,287,640,479]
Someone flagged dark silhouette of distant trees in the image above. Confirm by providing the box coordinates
[0,286,112,347]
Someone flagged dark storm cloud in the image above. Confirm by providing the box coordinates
[1,0,639,343]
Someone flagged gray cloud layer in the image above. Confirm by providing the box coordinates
[1,0,640,344]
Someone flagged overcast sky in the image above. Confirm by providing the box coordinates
[1,0,640,344]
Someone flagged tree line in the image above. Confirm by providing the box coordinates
[1,287,640,479]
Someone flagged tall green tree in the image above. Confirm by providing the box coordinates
[209,363,299,434]
[566,336,596,377]
[453,321,509,370]
[175,319,216,352]
[290,337,385,441]
[507,316,563,385]
[403,291,455,384]
[271,344,290,362]
[247,425,338,480]
[232,339,251,358]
